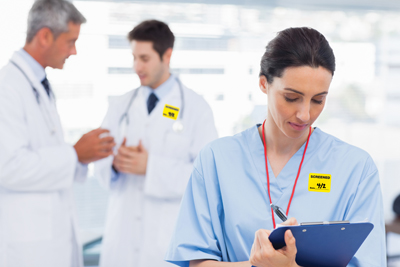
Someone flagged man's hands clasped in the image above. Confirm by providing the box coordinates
[112,138,148,175]
[73,128,148,175]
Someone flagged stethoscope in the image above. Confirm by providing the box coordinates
[119,76,185,140]
[10,60,57,136]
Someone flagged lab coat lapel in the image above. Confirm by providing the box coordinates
[11,52,52,108]
[124,87,148,147]
[10,52,64,143]
[48,95,64,142]
[146,82,180,152]
[124,82,180,151]
[149,82,180,127]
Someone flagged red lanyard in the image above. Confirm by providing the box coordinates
[262,120,311,228]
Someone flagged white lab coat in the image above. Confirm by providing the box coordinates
[95,80,218,267]
[0,52,87,267]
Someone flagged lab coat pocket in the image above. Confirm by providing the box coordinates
[163,132,191,160]
[3,193,53,242]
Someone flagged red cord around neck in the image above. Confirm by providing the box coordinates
[261,120,311,228]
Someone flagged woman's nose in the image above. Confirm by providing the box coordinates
[297,103,310,122]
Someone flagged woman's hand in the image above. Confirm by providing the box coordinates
[278,217,299,227]
[249,217,300,267]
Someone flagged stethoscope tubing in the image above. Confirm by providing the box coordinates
[10,60,57,135]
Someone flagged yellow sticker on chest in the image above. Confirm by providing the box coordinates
[308,173,331,192]
[163,104,180,120]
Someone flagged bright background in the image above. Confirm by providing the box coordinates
[2,0,400,265]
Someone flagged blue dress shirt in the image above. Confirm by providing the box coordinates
[142,74,176,103]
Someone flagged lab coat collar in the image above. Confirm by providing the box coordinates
[9,51,64,143]
[17,48,46,83]
[142,74,177,102]
[140,75,181,120]
[121,81,182,148]
[10,51,53,108]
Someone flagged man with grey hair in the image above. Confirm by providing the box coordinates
[0,0,115,267]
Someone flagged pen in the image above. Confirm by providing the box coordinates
[271,204,288,222]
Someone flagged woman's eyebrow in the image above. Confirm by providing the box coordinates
[315,91,329,96]
[284,88,304,95]
[284,88,328,96]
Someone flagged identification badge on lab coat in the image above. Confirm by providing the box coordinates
[163,104,180,120]
[308,173,331,192]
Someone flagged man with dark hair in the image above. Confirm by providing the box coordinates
[0,1,115,267]
[128,19,175,59]
[95,20,218,267]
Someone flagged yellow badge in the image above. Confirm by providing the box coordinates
[162,104,180,120]
[308,173,331,193]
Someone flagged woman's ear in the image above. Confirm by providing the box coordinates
[259,75,268,94]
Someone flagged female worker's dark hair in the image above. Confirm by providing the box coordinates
[128,20,175,60]
[260,27,335,83]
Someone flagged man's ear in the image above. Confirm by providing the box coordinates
[259,75,269,94]
[162,47,173,64]
[36,27,54,48]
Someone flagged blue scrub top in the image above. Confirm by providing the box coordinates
[165,125,386,267]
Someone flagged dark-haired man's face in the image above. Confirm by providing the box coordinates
[131,40,171,89]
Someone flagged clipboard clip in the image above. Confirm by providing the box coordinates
[300,220,350,226]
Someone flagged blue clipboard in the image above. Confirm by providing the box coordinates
[268,222,374,267]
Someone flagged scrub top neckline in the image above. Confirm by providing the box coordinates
[254,124,319,158]
[249,124,320,195]
[245,124,321,225]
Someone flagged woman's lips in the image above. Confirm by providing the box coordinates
[289,122,308,131]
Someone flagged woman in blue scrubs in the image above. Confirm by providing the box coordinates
[165,27,386,267]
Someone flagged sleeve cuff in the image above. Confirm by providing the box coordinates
[74,162,88,183]
[71,146,88,183]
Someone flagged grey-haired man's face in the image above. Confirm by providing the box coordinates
[46,22,81,69]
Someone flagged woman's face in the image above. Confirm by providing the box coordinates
[260,65,332,139]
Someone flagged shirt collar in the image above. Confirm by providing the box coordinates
[17,48,46,82]
[143,74,176,101]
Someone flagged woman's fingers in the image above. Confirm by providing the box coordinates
[280,217,299,226]
[258,229,276,253]
[254,230,261,251]
[251,228,298,267]
[251,229,279,266]
[283,230,297,257]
